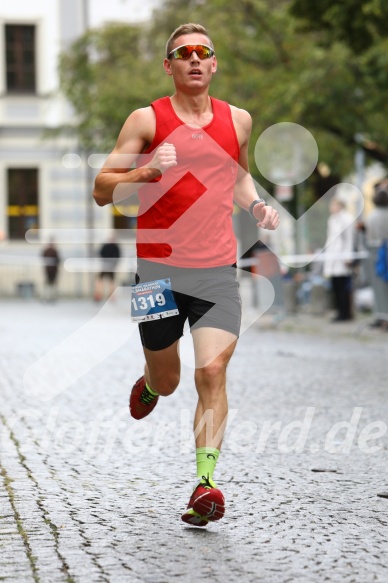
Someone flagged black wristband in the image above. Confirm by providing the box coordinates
[249,198,265,220]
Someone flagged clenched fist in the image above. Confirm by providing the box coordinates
[148,143,177,173]
[253,201,280,230]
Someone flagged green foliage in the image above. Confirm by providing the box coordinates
[289,0,388,167]
[59,24,171,151]
[290,0,388,54]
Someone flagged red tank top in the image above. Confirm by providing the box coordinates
[136,96,240,267]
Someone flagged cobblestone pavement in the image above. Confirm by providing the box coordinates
[0,291,388,583]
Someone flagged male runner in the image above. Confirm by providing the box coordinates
[93,23,279,527]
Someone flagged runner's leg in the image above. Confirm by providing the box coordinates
[143,340,181,396]
[192,327,237,450]
[181,327,237,526]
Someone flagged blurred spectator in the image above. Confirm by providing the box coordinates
[42,239,60,302]
[94,236,121,301]
[362,185,388,328]
[324,198,355,321]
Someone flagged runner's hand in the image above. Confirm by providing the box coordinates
[253,202,280,230]
[148,143,177,173]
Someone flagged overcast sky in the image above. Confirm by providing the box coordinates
[88,0,162,27]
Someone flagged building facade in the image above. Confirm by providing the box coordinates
[0,0,155,298]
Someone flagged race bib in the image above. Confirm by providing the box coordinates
[131,278,179,322]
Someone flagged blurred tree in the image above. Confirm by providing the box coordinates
[289,0,388,168]
[289,0,388,54]
[59,23,171,152]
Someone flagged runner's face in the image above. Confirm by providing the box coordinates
[164,34,217,90]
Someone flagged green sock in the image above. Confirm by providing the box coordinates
[196,447,220,481]
[145,382,159,397]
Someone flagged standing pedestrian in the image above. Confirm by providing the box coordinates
[93,23,279,526]
[323,197,355,321]
[42,239,60,302]
[93,236,121,301]
[363,185,388,328]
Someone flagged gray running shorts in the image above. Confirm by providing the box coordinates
[136,259,242,351]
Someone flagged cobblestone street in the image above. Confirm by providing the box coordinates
[1,292,388,583]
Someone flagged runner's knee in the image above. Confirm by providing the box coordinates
[149,371,180,396]
[195,361,226,388]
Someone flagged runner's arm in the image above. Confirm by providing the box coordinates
[93,108,177,206]
[232,108,279,230]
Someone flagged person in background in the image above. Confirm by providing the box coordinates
[323,197,355,322]
[363,185,388,328]
[42,239,60,302]
[93,236,121,301]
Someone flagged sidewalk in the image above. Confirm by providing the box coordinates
[0,298,387,582]
[257,309,388,339]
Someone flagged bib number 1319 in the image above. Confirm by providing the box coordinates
[131,293,166,312]
[130,277,179,322]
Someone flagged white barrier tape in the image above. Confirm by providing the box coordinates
[238,250,369,268]
[0,250,370,269]
[0,255,136,270]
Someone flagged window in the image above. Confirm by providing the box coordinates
[7,169,39,240]
[5,25,36,93]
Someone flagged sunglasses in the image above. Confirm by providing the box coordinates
[168,44,215,60]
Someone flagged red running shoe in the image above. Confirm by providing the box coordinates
[181,475,225,527]
[129,376,159,420]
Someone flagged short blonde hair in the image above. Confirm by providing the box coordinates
[166,23,214,57]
